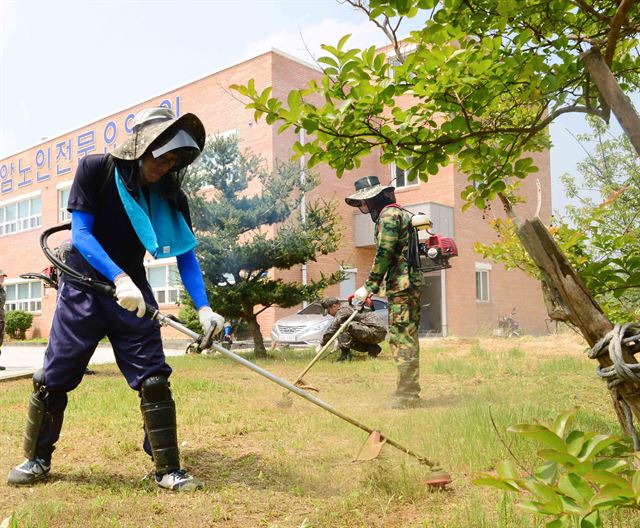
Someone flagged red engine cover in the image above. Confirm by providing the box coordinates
[426,235,458,257]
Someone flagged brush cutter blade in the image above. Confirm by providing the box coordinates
[354,431,386,462]
[424,472,453,490]
[294,380,320,392]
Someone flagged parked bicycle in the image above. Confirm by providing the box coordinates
[495,308,521,338]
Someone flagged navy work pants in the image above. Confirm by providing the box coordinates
[36,280,171,462]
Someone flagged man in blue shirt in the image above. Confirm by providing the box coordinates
[8,107,223,491]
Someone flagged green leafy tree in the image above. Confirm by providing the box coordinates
[182,135,343,357]
[233,0,640,209]
[477,121,640,324]
[561,122,640,322]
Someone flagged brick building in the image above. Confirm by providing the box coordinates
[0,48,552,340]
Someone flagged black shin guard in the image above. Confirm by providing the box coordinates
[140,375,180,474]
[23,369,67,462]
[23,391,46,460]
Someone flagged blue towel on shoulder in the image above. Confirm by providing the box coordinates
[115,167,197,258]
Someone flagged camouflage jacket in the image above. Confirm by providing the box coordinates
[321,304,386,346]
[365,205,423,295]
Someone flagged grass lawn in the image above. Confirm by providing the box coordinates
[1,334,637,528]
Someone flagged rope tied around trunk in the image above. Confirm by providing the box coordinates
[588,323,640,450]
[589,323,640,388]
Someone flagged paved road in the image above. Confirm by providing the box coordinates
[0,344,188,382]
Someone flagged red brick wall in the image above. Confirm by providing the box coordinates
[0,49,553,340]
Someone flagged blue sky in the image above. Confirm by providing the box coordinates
[0,0,629,213]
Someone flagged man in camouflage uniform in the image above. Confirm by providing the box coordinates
[346,176,424,408]
[319,297,386,362]
[0,269,6,370]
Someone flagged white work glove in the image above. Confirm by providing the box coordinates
[315,344,323,353]
[114,274,146,318]
[353,285,371,302]
[198,306,224,336]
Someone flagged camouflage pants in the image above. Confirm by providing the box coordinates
[337,321,386,349]
[388,287,421,400]
[0,312,4,349]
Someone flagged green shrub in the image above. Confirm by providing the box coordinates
[473,408,640,527]
[5,310,34,340]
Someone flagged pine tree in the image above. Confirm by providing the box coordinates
[182,135,343,357]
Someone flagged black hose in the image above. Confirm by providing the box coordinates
[19,273,59,290]
[39,222,156,314]
[40,222,116,297]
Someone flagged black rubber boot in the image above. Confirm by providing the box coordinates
[366,344,382,358]
[336,348,352,362]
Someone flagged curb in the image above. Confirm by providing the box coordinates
[0,370,36,383]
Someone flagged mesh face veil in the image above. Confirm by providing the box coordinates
[366,190,396,223]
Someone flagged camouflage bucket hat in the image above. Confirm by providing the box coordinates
[111,107,206,162]
[0,269,6,277]
[345,176,395,207]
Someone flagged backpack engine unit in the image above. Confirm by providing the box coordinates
[417,234,458,273]
[408,213,458,273]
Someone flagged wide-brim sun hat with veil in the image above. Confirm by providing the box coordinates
[111,107,206,169]
[345,176,395,207]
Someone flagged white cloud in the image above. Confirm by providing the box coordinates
[241,17,390,65]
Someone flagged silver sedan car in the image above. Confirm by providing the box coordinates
[271,297,388,347]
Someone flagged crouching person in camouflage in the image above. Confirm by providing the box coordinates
[345,176,424,409]
[319,297,386,362]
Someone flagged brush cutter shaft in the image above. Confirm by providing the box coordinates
[293,306,361,385]
[39,223,441,470]
[151,309,438,468]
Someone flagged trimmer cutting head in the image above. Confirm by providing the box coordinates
[424,473,453,490]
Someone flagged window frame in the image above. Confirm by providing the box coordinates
[0,192,42,237]
[3,278,42,313]
[475,262,492,303]
[390,160,420,190]
[145,260,181,306]
[57,181,73,222]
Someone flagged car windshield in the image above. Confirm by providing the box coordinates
[298,302,325,315]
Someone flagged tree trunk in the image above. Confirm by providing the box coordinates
[581,47,640,157]
[246,314,267,358]
[516,218,640,434]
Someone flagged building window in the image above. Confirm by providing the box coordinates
[339,268,357,298]
[390,161,419,189]
[4,280,42,312]
[58,187,72,222]
[475,263,491,303]
[0,195,42,236]
[387,45,416,79]
[146,263,181,305]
